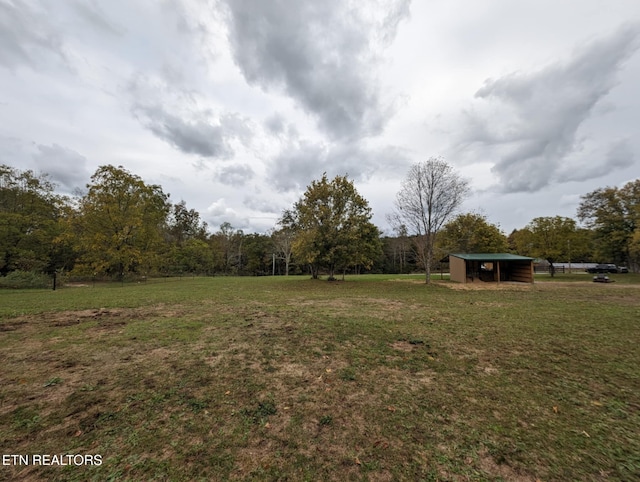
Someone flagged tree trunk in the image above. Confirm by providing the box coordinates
[425,239,433,284]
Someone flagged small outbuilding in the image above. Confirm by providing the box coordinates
[448,253,534,284]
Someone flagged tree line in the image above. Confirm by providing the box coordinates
[1,161,638,285]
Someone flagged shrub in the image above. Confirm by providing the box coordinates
[0,271,51,289]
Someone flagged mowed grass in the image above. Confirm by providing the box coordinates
[1,275,639,481]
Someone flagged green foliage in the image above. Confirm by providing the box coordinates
[167,239,215,275]
[508,227,533,255]
[73,165,170,279]
[165,200,208,245]
[438,212,507,254]
[578,179,640,270]
[285,173,382,279]
[525,216,577,276]
[0,270,51,289]
[0,165,68,276]
[242,233,273,275]
[210,222,245,275]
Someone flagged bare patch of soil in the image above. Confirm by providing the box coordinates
[390,340,414,352]
[477,448,537,482]
[439,281,533,291]
[2,305,189,330]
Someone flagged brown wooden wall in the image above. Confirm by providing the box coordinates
[509,261,534,283]
[450,256,467,283]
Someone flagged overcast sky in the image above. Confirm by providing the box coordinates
[2,0,639,235]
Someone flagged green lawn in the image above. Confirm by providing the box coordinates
[1,275,639,481]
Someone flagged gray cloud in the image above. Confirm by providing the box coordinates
[243,195,283,215]
[220,0,410,141]
[32,143,90,192]
[135,104,233,158]
[128,75,252,159]
[560,139,635,182]
[459,23,640,193]
[216,163,255,187]
[268,140,410,192]
[264,114,286,136]
[0,0,67,70]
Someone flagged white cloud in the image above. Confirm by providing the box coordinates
[456,23,640,193]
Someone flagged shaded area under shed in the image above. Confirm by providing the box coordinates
[447,253,534,284]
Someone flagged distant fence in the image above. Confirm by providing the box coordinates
[534,266,566,274]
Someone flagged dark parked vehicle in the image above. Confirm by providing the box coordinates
[618,266,629,273]
[586,264,619,274]
[593,273,612,283]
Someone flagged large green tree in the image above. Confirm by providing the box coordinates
[284,173,382,280]
[578,179,640,271]
[0,165,68,275]
[438,213,507,255]
[73,165,170,279]
[525,216,578,276]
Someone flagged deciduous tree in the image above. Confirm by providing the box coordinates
[74,165,170,279]
[211,222,244,275]
[438,213,507,255]
[166,200,208,245]
[525,216,577,276]
[285,173,381,280]
[0,165,67,275]
[242,233,273,276]
[272,212,295,275]
[391,158,469,283]
[162,200,211,275]
[578,179,640,271]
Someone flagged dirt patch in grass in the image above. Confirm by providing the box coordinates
[478,447,537,482]
[390,340,415,352]
[439,281,533,291]
[0,319,28,331]
[4,307,139,327]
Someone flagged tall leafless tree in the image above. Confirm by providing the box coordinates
[391,158,469,283]
[272,211,295,275]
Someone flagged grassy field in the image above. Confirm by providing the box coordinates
[1,275,639,481]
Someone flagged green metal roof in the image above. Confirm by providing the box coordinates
[449,253,533,261]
